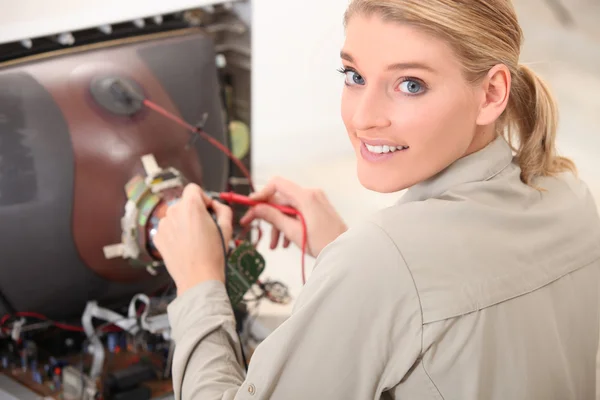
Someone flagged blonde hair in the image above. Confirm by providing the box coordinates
[345,0,576,185]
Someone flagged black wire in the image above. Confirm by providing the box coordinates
[175,213,249,399]
[212,214,248,372]
[0,285,16,315]
[158,280,175,305]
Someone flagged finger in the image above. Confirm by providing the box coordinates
[250,204,302,247]
[272,192,289,206]
[200,190,215,208]
[210,200,233,242]
[248,179,278,201]
[240,208,256,226]
[283,237,291,248]
[182,183,208,211]
[270,226,280,249]
[250,177,304,208]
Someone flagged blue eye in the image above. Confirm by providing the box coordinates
[398,79,424,95]
[338,68,365,86]
[346,71,365,86]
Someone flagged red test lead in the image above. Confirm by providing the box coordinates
[207,191,299,216]
[206,191,309,284]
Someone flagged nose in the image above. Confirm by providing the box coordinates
[351,88,391,132]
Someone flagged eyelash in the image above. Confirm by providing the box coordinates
[336,66,427,96]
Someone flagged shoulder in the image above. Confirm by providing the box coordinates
[304,220,421,313]
[368,168,600,254]
[313,220,406,280]
[363,170,600,323]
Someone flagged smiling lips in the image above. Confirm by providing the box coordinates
[364,143,409,154]
[359,139,409,163]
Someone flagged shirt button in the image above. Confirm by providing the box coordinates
[248,384,256,395]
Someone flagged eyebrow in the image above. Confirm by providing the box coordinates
[340,51,435,73]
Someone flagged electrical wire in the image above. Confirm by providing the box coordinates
[142,96,266,251]
[214,215,248,372]
[111,80,309,284]
[176,216,247,396]
[142,99,254,192]
[141,98,309,285]
[0,311,122,334]
[0,286,16,316]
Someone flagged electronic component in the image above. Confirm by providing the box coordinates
[227,241,266,306]
[103,153,186,274]
[0,291,178,399]
[62,366,98,400]
[0,3,261,399]
[104,363,156,398]
[90,75,145,116]
[0,27,231,320]
[229,120,251,159]
[103,153,268,308]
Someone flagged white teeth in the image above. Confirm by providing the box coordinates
[365,144,408,154]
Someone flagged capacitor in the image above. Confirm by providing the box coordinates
[53,368,61,390]
[32,371,43,384]
[44,364,51,379]
[108,333,118,353]
[20,351,27,371]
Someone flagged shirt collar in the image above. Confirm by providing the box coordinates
[399,135,514,203]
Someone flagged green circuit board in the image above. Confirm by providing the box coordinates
[226,241,266,306]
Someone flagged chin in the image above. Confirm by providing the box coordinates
[357,170,410,194]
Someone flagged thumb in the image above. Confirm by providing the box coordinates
[182,183,208,211]
[251,204,302,246]
[210,200,233,243]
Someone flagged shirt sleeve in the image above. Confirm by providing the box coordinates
[167,221,423,400]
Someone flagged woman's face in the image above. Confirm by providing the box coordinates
[341,14,488,193]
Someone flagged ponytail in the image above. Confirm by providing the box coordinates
[506,64,576,186]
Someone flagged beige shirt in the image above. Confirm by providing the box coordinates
[168,136,600,400]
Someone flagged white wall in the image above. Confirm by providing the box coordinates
[514,0,600,200]
[251,0,352,168]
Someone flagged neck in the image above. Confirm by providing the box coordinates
[464,126,497,158]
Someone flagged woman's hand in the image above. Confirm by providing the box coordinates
[240,177,347,258]
[153,183,233,296]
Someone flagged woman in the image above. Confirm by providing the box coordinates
[154,0,600,399]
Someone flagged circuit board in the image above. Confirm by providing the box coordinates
[0,329,175,400]
[0,242,264,399]
[226,241,266,306]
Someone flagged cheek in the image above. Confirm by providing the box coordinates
[340,90,355,132]
[394,89,477,151]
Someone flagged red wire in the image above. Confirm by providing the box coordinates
[0,311,121,333]
[142,98,309,284]
[142,99,254,193]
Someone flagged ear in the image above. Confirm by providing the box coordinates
[476,64,511,126]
